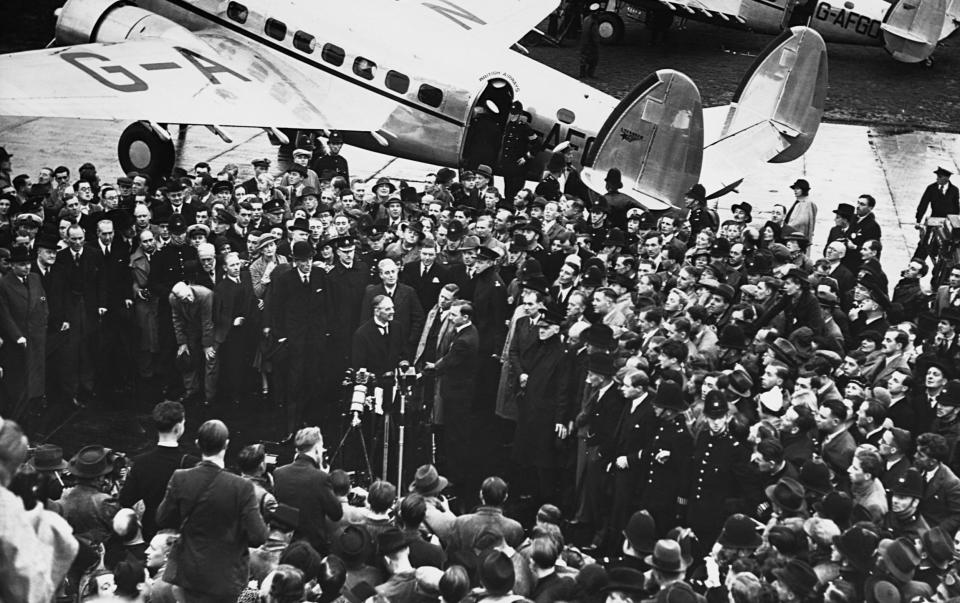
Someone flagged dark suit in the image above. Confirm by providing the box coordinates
[269,267,330,430]
[351,318,405,378]
[273,453,344,553]
[472,266,508,410]
[91,240,135,392]
[0,272,48,420]
[434,323,479,488]
[848,212,882,249]
[34,262,75,406]
[213,274,255,402]
[360,282,424,357]
[606,395,655,544]
[56,245,104,392]
[916,181,960,222]
[638,413,693,537]
[327,260,372,373]
[919,463,960,536]
[156,460,268,601]
[400,261,449,313]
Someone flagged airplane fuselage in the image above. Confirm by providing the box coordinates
[138,0,618,174]
[739,0,888,45]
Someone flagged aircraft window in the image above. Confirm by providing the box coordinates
[353,57,376,80]
[293,31,316,53]
[227,2,248,23]
[557,108,575,124]
[265,18,286,41]
[385,71,410,94]
[418,84,443,108]
[322,44,345,66]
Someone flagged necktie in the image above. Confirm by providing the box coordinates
[74,252,80,266]
[105,246,111,256]
[380,325,389,337]
[302,274,309,286]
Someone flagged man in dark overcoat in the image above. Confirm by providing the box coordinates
[0,245,48,423]
[34,233,75,411]
[471,246,509,413]
[268,241,331,433]
[426,300,479,496]
[512,305,569,505]
[360,258,424,359]
[212,252,255,404]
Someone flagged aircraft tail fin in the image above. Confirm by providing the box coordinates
[580,70,703,212]
[881,0,947,62]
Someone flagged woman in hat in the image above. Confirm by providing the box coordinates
[759,220,784,248]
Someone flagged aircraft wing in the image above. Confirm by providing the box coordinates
[351,0,559,51]
[0,35,398,131]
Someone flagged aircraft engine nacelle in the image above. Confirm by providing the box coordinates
[56,0,204,48]
[880,0,947,63]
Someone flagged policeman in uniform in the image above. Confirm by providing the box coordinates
[680,390,751,547]
[311,132,350,183]
[637,380,693,538]
[147,214,200,397]
[360,223,389,281]
[499,102,540,202]
[684,184,716,240]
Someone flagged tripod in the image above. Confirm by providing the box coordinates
[330,414,374,483]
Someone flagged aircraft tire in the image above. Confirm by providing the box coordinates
[596,12,625,44]
[117,122,175,181]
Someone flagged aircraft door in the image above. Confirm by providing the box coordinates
[459,79,514,173]
[781,0,799,28]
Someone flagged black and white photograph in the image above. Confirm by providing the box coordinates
[0,0,959,601]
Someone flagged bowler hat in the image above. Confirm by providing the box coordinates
[587,352,617,377]
[291,241,315,261]
[833,525,879,572]
[623,510,657,554]
[602,567,646,595]
[881,537,921,582]
[935,166,953,177]
[377,527,412,556]
[28,444,68,471]
[68,445,114,478]
[789,178,810,193]
[644,539,689,573]
[408,464,449,496]
[833,203,855,219]
[336,524,371,561]
[717,514,762,549]
[772,559,818,597]
[288,218,310,233]
[765,477,806,513]
[479,550,515,596]
[652,380,687,412]
[583,324,616,350]
[35,233,60,252]
[9,245,31,264]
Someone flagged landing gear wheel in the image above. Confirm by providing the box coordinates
[596,12,625,44]
[118,122,175,181]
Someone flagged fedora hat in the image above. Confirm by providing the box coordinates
[772,559,818,597]
[336,524,371,562]
[717,513,762,549]
[765,477,806,513]
[644,539,689,574]
[881,537,921,582]
[731,202,753,222]
[923,526,958,568]
[652,380,687,412]
[458,235,481,251]
[409,464,449,496]
[623,510,657,554]
[68,445,114,478]
[602,567,646,595]
[725,369,754,398]
[476,164,493,179]
[587,352,617,377]
[583,324,616,350]
[833,525,879,572]
[28,444,68,472]
[784,267,810,284]
[770,337,799,366]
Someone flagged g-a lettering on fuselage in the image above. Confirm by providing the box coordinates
[541,122,598,162]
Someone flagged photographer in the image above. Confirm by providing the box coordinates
[238,443,278,524]
[55,444,122,548]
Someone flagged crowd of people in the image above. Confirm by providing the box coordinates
[2,132,960,603]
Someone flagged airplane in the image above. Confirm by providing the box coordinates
[0,0,827,211]
[586,0,959,64]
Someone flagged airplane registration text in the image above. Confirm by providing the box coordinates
[814,2,883,38]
